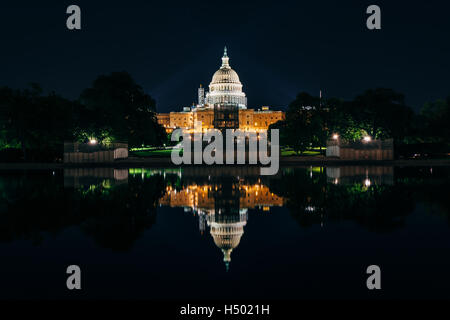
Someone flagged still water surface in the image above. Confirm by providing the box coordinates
[0,166,449,299]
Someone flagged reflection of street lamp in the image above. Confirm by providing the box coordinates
[363,136,372,143]
[364,179,372,187]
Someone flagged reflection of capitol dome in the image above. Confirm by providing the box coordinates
[207,210,248,271]
[205,47,247,109]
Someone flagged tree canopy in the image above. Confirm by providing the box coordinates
[418,97,450,143]
[78,72,166,147]
[351,88,413,140]
[273,88,419,154]
[0,72,167,161]
[0,84,74,161]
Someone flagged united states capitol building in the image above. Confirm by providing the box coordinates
[157,47,285,133]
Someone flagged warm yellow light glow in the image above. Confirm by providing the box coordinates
[363,136,372,143]
[89,139,97,145]
[332,134,339,140]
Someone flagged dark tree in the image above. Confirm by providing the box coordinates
[352,88,413,140]
[322,98,365,141]
[268,120,289,147]
[78,72,166,147]
[418,97,450,143]
[0,84,74,161]
[284,92,323,154]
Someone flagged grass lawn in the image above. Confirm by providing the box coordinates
[130,148,180,157]
[281,147,324,157]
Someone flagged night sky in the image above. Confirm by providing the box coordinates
[0,0,449,112]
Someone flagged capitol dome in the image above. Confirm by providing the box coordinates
[205,47,247,109]
[211,66,241,85]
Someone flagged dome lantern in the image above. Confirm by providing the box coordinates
[221,46,230,69]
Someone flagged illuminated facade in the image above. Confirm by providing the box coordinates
[157,47,285,133]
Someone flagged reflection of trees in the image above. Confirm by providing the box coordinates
[0,173,165,251]
[0,172,70,244]
[324,184,414,232]
[270,169,415,233]
[2,166,449,252]
[269,169,327,228]
[71,175,165,251]
[395,167,450,225]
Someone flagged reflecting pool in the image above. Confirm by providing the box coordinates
[0,166,449,299]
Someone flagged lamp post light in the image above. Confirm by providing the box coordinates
[332,134,339,140]
[363,136,372,143]
[89,139,97,145]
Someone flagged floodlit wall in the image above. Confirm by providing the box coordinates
[64,142,128,163]
[326,139,394,160]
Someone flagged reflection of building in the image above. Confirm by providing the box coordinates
[159,183,284,211]
[159,176,284,270]
[64,168,129,188]
[157,47,285,133]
